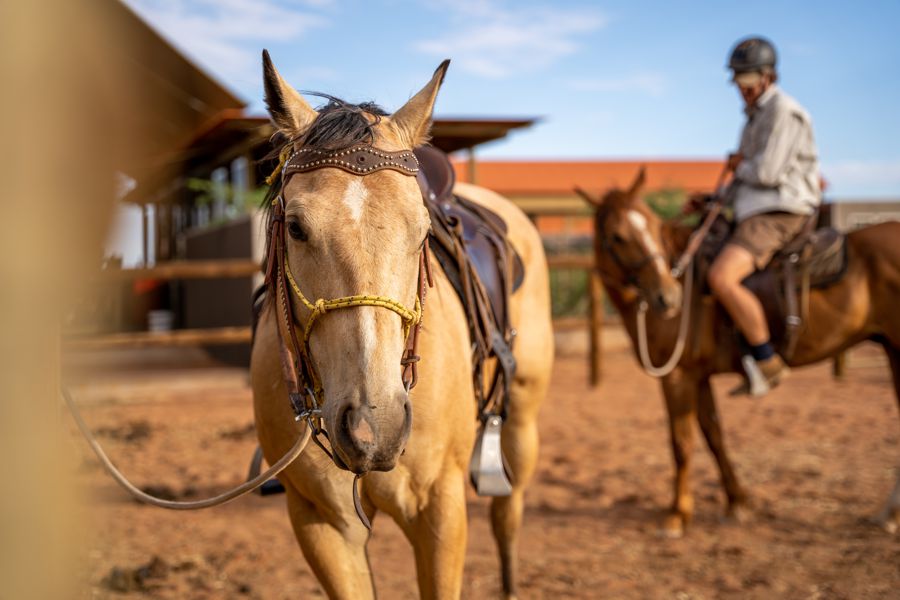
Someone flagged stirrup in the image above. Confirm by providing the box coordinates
[739,355,770,397]
[469,414,512,496]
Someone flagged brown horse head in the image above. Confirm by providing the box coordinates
[263,51,449,473]
[579,168,682,318]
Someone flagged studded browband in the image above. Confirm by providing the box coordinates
[282,145,420,178]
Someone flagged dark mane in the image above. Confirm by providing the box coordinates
[296,94,388,151]
[263,94,388,204]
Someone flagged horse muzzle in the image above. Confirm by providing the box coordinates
[651,281,683,320]
[330,394,412,474]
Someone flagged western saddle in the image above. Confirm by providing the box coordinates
[699,211,847,361]
[415,145,524,424]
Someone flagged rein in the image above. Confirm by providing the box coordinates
[600,165,731,378]
[635,263,693,377]
[595,211,694,378]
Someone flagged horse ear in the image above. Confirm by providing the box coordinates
[390,60,450,147]
[627,166,647,201]
[262,49,317,136]
[574,186,604,208]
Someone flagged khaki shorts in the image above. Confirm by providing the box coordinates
[727,212,810,270]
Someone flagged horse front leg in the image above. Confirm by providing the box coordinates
[874,473,900,534]
[660,369,698,537]
[406,467,468,599]
[696,376,750,521]
[490,392,542,600]
[284,485,376,600]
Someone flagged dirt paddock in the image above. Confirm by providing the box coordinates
[67,328,899,599]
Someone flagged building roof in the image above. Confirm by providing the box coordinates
[130,113,539,203]
[177,114,539,170]
[453,160,725,196]
[114,1,245,162]
[429,118,537,153]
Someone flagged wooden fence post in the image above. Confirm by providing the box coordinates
[833,351,846,379]
[588,269,603,386]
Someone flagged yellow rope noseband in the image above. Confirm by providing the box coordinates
[283,257,422,347]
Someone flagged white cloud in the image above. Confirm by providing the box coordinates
[569,73,667,97]
[123,0,330,89]
[414,1,607,78]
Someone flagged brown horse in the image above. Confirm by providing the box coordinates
[584,169,900,537]
[251,54,553,598]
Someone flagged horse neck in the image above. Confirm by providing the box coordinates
[661,220,693,257]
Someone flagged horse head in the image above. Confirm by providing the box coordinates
[580,168,682,319]
[262,51,448,474]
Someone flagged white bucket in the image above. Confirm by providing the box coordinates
[147,309,174,333]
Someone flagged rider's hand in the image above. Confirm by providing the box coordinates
[726,152,743,172]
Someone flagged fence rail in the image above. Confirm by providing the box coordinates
[70,253,605,386]
[65,326,252,351]
[97,259,259,281]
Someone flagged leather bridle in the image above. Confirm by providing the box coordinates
[595,209,668,292]
[62,144,435,520]
[264,144,433,467]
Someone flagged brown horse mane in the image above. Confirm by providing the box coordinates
[660,219,693,260]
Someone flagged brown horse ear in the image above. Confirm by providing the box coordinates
[262,49,317,136]
[627,166,647,201]
[390,60,450,147]
[574,186,604,208]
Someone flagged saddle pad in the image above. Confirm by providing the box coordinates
[802,227,847,288]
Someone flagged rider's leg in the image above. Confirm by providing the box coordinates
[708,242,788,388]
[708,243,769,345]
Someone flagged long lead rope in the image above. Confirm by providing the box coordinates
[635,263,694,377]
[62,387,311,510]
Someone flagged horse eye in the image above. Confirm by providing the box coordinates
[287,220,307,242]
[611,233,626,245]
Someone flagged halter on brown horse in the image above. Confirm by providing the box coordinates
[585,168,900,537]
[251,52,553,598]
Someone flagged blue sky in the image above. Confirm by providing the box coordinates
[125,0,900,197]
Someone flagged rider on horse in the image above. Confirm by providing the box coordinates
[706,36,822,394]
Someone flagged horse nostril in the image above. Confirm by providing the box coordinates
[342,406,375,448]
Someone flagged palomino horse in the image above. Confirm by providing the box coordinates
[584,169,900,537]
[251,53,553,598]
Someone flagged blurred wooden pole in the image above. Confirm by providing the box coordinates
[833,352,846,379]
[588,270,604,386]
[0,2,145,597]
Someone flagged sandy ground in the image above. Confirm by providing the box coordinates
[65,328,899,599]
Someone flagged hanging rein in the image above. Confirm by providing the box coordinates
[594,208,696,378]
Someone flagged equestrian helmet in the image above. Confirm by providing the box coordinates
[728,37,777,73]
